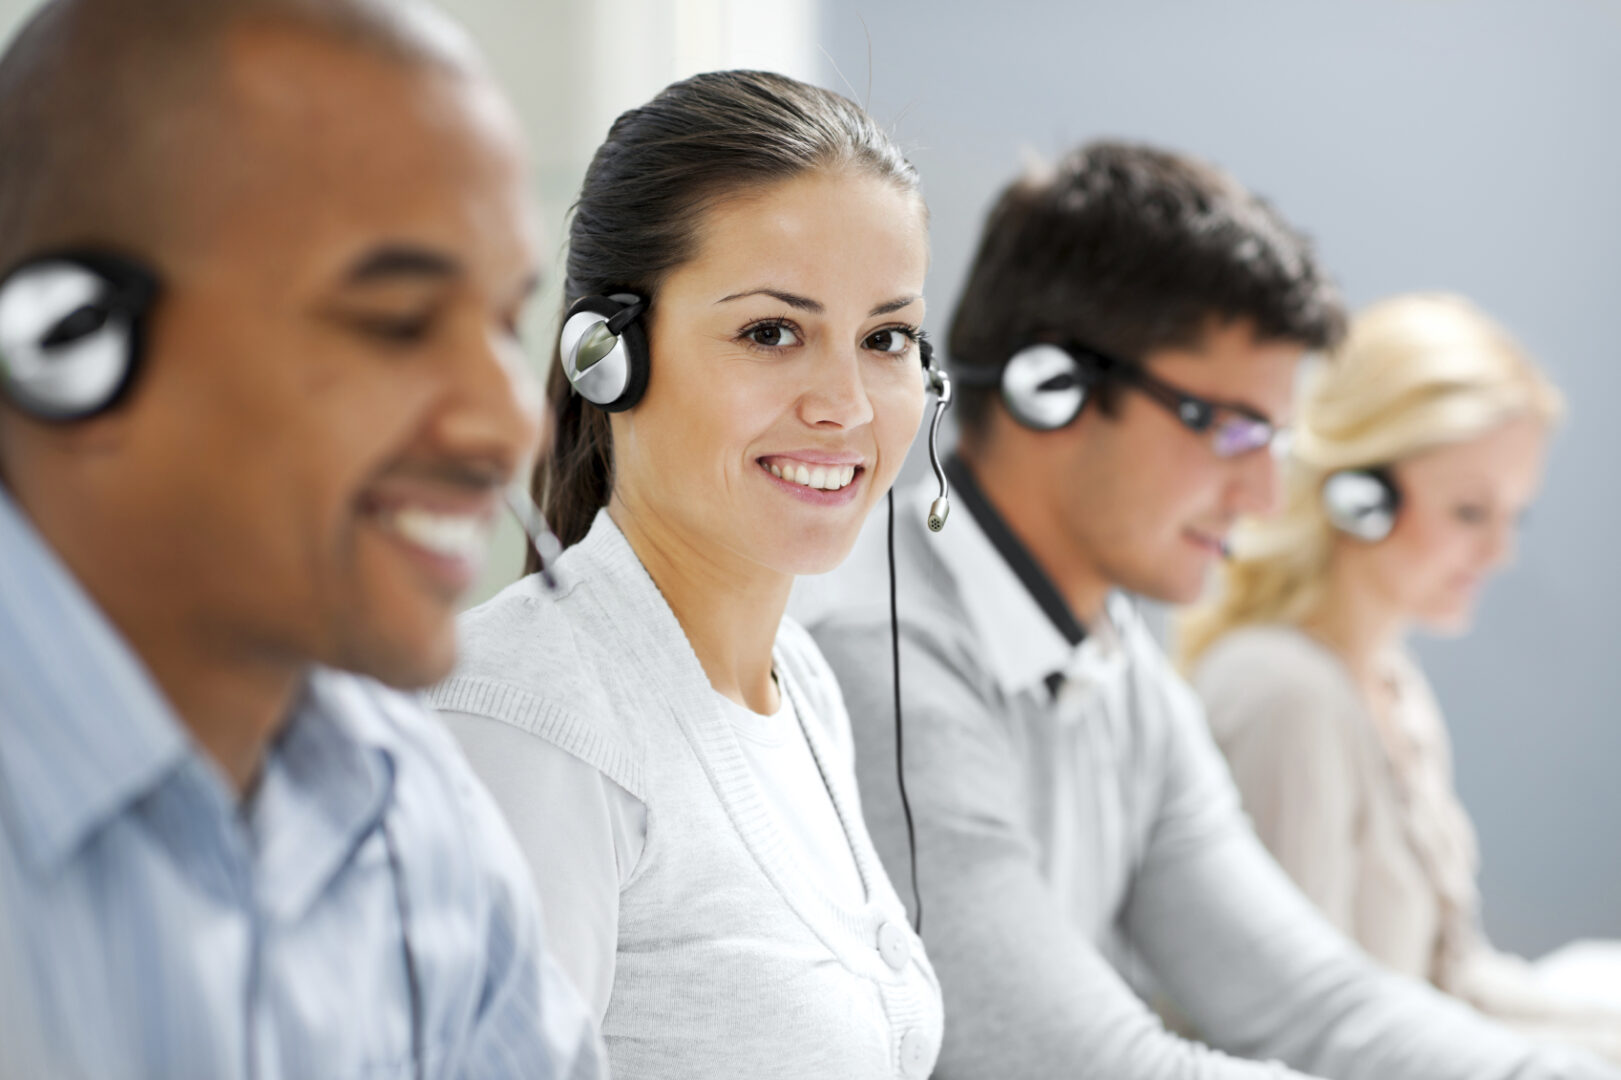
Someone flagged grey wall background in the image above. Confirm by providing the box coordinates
[0,0,1612,957]
[817,0,1621,956]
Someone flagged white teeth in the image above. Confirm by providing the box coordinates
[763,460,860,492]
[385,506,491,561]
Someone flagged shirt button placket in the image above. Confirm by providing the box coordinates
[876,920,910,972]
[898,1028,931,1078]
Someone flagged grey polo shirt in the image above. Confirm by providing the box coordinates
[791,461,1613,1080]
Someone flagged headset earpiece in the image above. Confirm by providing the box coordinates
[1322,467,1401,542]
[975,343,1097,432]
[0,250,159,422]
[559,292,650,412]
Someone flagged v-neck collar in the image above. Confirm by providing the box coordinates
[569,510,909,972]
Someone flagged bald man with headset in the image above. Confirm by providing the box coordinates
[0,1,599,1076]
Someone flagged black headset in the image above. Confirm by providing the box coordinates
[0,250,160,422]
[559,291,956,531]
[1321,467,1401,543]
[952,340,1107,432]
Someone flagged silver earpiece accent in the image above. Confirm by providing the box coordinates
[926,366,952,532]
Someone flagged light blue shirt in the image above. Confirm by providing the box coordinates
[0,489,603,1080]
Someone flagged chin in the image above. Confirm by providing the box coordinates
[338,624,460,690]
[1419,607,1475,638]
[764,523,864,578]
[1117,557,1209,607]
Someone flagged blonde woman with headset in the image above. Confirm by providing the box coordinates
[1181,293,1621,1061]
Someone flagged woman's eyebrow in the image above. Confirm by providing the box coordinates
[714,289,923,318]
[716,288,822,312]
[869,294,922,317]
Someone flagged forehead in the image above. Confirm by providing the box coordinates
[1403,414,1549,490]
[668,171,928,305]
[1146,318,1305,418]
[194,25,535,284]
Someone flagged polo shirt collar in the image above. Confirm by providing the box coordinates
[933,456,1138,703]
[934,455,1084,695]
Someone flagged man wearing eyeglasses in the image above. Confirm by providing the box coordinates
[795,140,1617,1079]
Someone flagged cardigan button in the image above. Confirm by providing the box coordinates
[899,1028,932,1077]
[877,920,910,972]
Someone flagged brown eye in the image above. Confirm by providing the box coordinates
[347,311,435,345]
[864,327,914,355]
[743,321,800,349]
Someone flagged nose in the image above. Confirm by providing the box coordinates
[1230,446,1283,517]
[435,323,544,482]
[798,343,874,430]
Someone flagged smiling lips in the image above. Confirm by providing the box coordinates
[381,504,495,561]
[361,490,502,595]
[759,455,862,493]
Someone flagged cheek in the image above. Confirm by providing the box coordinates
[1376,516,1468,598]
[627,363,782,492]
[869,374,926,480]
[1145,441,1223,532]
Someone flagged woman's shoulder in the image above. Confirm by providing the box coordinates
[1192,623,1362,740]
[1194,623,1348,689]
[430,574,650,800]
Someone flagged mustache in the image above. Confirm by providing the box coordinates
[368,456,515,493]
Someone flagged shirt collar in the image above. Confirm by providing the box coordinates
[0,489,400,906]
[247,670,398,924]
[932,455,1087,695]
[0,487,189,873]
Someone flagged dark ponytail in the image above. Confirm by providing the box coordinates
[527,69,922,566]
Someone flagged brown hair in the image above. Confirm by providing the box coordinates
[947,139,1345,442]
[532,69,922,562]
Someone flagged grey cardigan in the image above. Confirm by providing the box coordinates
[429,511,942,1080]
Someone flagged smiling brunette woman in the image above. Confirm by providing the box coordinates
[428,71,942,1079]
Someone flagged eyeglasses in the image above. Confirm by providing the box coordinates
[1098,352,1291,460]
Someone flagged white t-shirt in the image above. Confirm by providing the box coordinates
[713,679,867,909]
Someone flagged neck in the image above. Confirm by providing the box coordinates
[13,476,299,798]
[139,630,303,796]
[66,554,298,796]
[959,441,1111,625]
[609,493,788,714]
[1301,555,1407,685]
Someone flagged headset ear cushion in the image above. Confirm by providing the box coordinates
[604,314,650,413]
[560,293,650,412]
[1322,468,1401,542]
[1001,343,1089,431]
[0,251,157,422]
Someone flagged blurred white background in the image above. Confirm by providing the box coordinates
[0,0,1613,960]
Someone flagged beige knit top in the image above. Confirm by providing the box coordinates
[1193,624,1621,1061]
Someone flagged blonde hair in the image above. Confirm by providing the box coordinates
[1178,293,1564,669]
